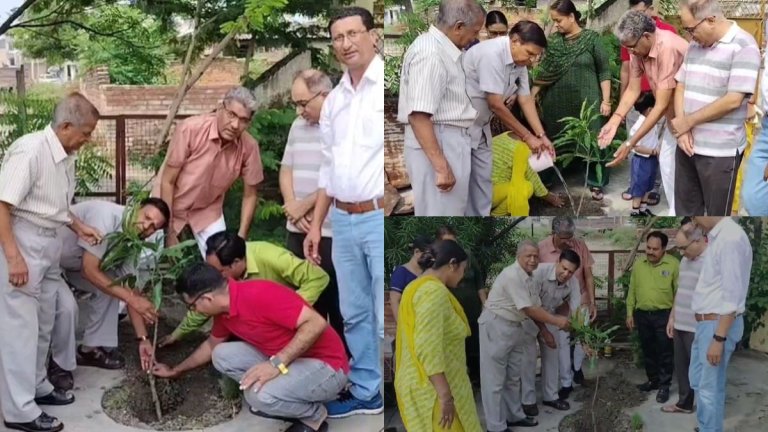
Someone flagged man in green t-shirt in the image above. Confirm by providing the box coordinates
[626,230,679,404]
[159,231,329,347]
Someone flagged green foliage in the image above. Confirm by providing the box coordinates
[569,307,620,364]
[554,101,621,184]
[13,4,173,85]
[385,6,430,97]
[384,55,403,96]
[218,376,242,401]
[599,30,623,110]
[631,412,644,431]
[248,108,297,173]
[0,93,113,195]
[738,218,768,348]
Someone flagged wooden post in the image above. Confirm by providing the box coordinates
[608,251,615,318]
[15,64,25,97]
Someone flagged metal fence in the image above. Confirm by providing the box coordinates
[75,114,191,204]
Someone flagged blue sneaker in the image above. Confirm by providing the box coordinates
[325,391,383,418]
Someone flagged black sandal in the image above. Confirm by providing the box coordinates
[4,412,63,432]
[647,191,660,206]
[543,399,570,410]
[76,346,124,370]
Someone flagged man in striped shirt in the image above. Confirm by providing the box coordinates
[0,93,104,432]
[663,217,706,415]
[671,0,761,215]
[398,0,485,216]
[280,69,346,353]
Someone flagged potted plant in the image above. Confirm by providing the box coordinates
[568,306,620,378]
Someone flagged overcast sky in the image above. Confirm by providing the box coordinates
[1,0,24,23]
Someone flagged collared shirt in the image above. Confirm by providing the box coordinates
[692,218,752,315]
[534,263,578,314]
[152,113,264,234]
[621,17,678,92]
[211,279,349,372]
[538,235,594,296]
[762,50,768,113]
[485,261,541,323]
[397,25,477,129]
[0,125,76,229]
[318,55,384,202]
[58,201,125,271]
[675,22,761,157]
[627,254,679,316]
[463,36,531,129]
[281,117,332,237]
[675,251,706,333]
[630,29,688,93]
[175,240,330,338]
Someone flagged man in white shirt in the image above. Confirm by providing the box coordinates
[689,217,752,432]
[663,217,706,415]
[479,240,570,432]
[0,93,104,432]
[303,6,384,419]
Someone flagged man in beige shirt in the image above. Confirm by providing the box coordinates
[155,86,264,258]
[0,93,104,432]
[479,240,570,432]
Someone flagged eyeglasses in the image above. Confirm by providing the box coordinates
[221,102,252,125]
[185,291,211,311]
[683,18,710,35]
[332,28,370,46]
[623,34,645,52]
[293,92,322,110]
[676,240,695,252]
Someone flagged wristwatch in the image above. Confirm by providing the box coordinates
[269,356,289,375]
[713,334,727,342]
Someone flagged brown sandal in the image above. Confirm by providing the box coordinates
[76,346,124,370]
[661,403,693,414]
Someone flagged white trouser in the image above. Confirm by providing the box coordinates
[50,284,78,371]
[193,215,227,259]
[660,127,676,216]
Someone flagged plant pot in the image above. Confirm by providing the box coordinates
[582,356,601,380]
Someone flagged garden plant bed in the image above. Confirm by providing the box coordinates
[559,351,645,432]
[102,319,241,430]
[529,191,607,217]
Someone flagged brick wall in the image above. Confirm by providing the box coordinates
[167,57,244,86]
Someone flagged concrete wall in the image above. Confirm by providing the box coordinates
[587,0,624,32]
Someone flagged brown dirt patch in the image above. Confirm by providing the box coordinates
[530,191,607,217]
[558,352,646,432]
[102,319,242,430]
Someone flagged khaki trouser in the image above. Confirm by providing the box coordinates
[0,217,66,422]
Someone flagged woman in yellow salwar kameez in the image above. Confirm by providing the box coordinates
[491,132,564,216]
[395,240,482,432]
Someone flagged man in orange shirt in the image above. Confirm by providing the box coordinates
[154,87,264,258]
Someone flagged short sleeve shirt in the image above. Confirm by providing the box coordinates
[485,261,541,322]
[58,201,125,271]
[463,36,531,128]
[533,263,578,313]
[621,17,678,92]
[538,235,594,296]
[390,265,419,294]
[211,279,349,372]
[630,30,688,92]
[152,113,264,234]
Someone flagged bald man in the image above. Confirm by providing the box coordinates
[0,93,103,432]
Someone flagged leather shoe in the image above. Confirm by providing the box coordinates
[573,369,585,385]
[4,412,64,432]
[285,421,328,432]
[34,389,74,406]
[508,416,538,427]
[522,403,538,417]
[76,346,124,369]
[558,386,574,400]
[656,387,670,403]
[47,359,73,391]
[636,381,660,392]
[543,399,570,410]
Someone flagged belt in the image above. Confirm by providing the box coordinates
[334,197,384,214]
[12,216,59,237]
[695,313,742,322]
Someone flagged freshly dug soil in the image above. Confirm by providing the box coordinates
[559,352,645,432]
[530,191,606,217]
[102,319,242,430]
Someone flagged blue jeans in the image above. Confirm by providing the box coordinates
[331,207,383,400]
[689,316,743,432]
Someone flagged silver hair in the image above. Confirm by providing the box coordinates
[293,69,333,94]
[52,92,100,128]
[615,10,656,44]
[436,0,486,28]
[680,221,705,241]
[551,216,575,235]
[223,86,257,112]
[679,0,724,19]
[516,239,539,256]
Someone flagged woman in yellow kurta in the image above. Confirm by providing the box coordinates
[491,132,564,216]
[395,240,481,432]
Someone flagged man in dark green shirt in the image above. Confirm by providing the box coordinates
[626,230,679,404]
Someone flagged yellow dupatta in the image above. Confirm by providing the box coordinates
[505,141,534,216]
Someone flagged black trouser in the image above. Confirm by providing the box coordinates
[673,329,695,410]
[674,147,742,216]
[286,232,349,357]
[635,309,674,387]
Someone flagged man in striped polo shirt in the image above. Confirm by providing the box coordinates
[663,217,707,415]
[280,69,346,354]
[671,0,761,216]
[398,0,485,216]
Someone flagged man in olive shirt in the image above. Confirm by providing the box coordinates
[159,231,329,346]
[626,230,679,403]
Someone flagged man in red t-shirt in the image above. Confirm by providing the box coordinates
[152,264,348,432]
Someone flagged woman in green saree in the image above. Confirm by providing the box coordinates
[532,0,613,201]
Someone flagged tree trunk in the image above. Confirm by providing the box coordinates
[623,218,659,273]
[149,322,162,421]
[242,36,255,81]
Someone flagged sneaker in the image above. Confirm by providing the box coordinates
[325,391,383,418]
